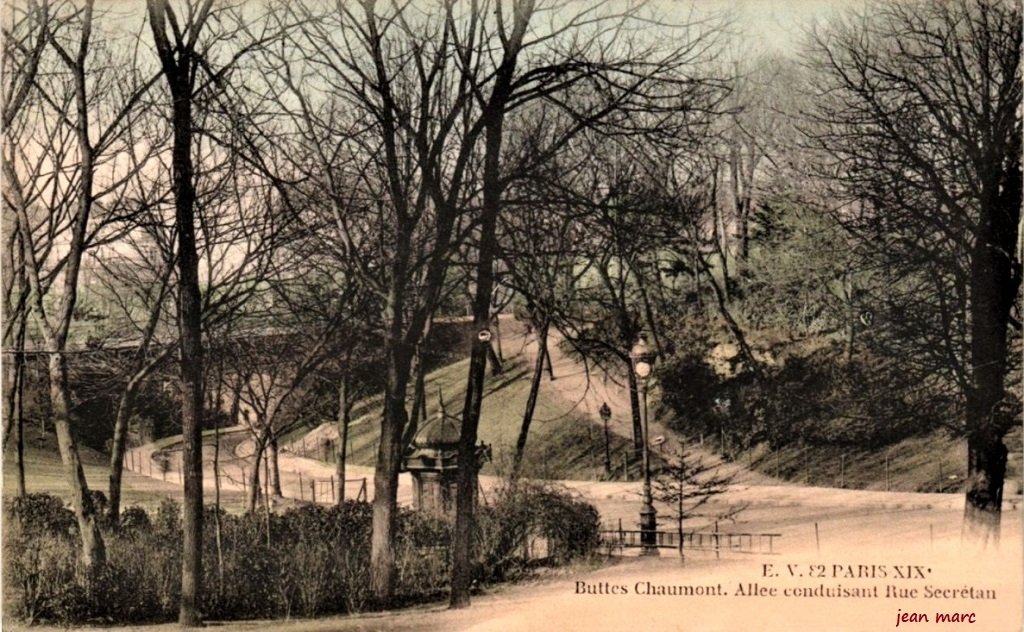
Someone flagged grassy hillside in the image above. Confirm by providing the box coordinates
[2,433,250,512]
[8,329,1017,506]
[288,347,653,481]
[706,417,1022,496]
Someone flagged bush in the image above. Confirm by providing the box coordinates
[2,499,80,625]
[3,489,599,625]
[476,481,600,583]
[658,334,946,452]
[6,493,76,536]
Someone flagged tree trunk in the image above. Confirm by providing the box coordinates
[961,166,1020,545]
[698,254,760,375]
[107,382,139,523]
[49,353,106,570]
[12,351,26,497]
[269,436,282,497]
[369,334,412,605]
[962,431,1007,546]
[171,95,205,630]
[635,262,664,357]
[4,275,27,497]
[228,373,243,424]
[486,342,503,376]
[450,297,493,609]
[451,79,510,609]
[493,313,504,362]
[147,2,208,622]
[710,167,730,301]
[336,375,351,505]
[627,361,643,456]
[512,319,548,478]
[404,347,427,448]
[842,269,855,363]
[544,344,555,381]
[213,411,223,594]
[248,439,266,513]
[2,231,27,475]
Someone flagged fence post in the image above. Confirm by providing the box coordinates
[360,478,367,502]
[310,480,316,503]
[330,476,336,502]
[714,520,720,560]
[298,472,304,500]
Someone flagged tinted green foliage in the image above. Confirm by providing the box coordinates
[659,328,945,453]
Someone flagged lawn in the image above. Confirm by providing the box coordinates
[289,344,650,481]
[2,432,250,512]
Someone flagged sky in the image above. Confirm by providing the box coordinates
[689,0,857,53]
[85,0,858,53]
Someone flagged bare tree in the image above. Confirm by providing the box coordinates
[92,218,177,523]
[499,196,590,477]
[251,1,491,602]
[0,0,51,497]
[450,1,728,608]
[3,0,161,572]
[147,0,214,623]
[805,0,1021,545]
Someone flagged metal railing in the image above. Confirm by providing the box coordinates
[600,528,781,556]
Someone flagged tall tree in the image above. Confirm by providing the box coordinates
[806,0,1021,545]
[1,0,51,498]
[254,1,490,602]
[3,0,161,571]
[449,1,727,607]
[147,0,213,623]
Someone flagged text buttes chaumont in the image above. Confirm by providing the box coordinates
[575,581,727,596]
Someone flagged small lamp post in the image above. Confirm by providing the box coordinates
[630,335,658,556]
[599,402,612,476]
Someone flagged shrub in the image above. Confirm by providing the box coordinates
[658,336,947,452]
[6,493,76,535]
[3,490,599,625]
[2,506,80,625]
[476,481,600,583]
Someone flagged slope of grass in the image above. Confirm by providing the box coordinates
[2,432,250,512]
[296,348,652,481]
[723,425,1023,496]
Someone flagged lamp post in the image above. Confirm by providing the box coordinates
[630,335,658,556]
[599,402,612,477]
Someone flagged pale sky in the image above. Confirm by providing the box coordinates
[85,0,856,55]
[690,0,857,53]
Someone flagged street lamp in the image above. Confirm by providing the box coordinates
[599,402,612,477]
[630,335,658,556]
